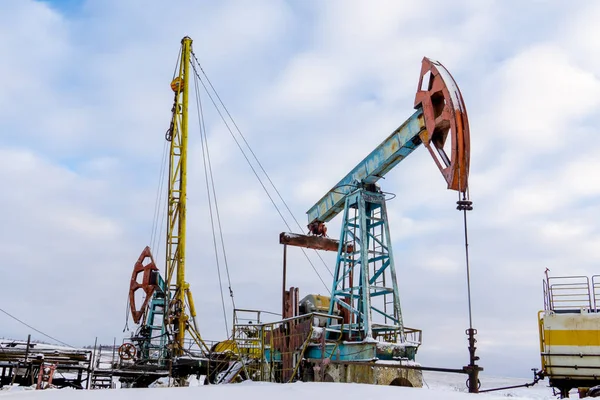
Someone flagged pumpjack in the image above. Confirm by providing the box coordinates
[268,58,472,386]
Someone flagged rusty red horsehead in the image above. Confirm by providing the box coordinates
[415,57,470,194]
[129,246,160,324]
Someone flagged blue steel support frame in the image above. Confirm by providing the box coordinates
[306,58,468,359]
[307,109,425,224]
[327,186,404,342]
[140,275,168,364]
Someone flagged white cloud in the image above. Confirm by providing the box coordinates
[492,44,600,151]
[560,1,600,73]
[420,255,462,274]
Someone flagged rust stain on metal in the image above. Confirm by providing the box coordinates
[280,232,354,252]
[129,246,159,324]
[272,313,312,382]
[283,286,299,319]
[414,57,470,193]
[307,221,328,237]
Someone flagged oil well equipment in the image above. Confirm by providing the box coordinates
[102,36,478,389]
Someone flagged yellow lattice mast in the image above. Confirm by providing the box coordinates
[165,36,207,356]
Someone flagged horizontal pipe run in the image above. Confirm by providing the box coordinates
[479,382,539,393]
[545,364,600,370]
[542,353,600,357]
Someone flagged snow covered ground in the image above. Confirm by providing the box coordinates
[422,371,557,399]
[0,371,560,400]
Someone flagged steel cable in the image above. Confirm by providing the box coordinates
[189,53,331,292]
[191,52,334,277]
[192,66,229,335]
[0,307,73,348]
[193,69,238,320]
[150,140,169,253]
[461,194,473,330]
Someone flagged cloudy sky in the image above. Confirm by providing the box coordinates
[2,0,600,379]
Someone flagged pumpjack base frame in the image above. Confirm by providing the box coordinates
[304,358,423,387]
[304,341,418,363]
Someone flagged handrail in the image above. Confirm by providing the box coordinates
[543,275,592,311]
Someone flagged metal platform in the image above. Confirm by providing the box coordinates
[0,340,92,389]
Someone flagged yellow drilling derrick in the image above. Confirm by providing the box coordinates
[165,36,207,356]
[121,38,216,387]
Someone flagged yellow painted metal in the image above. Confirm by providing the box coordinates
[537,311,546,371]
[312,295,330,312]
[544,329,600,346]
[287,325,314,383]
[188,324,210,354]
[185,284,197,328]
[165,36,207,356]
[539,310,600,380]
[213,340,240,353]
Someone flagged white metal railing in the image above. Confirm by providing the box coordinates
[543,275,594,312]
